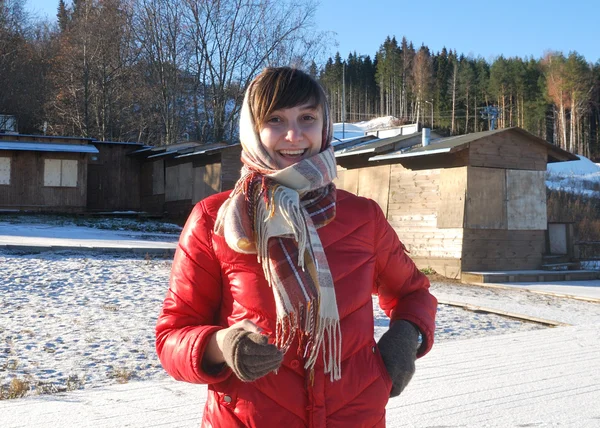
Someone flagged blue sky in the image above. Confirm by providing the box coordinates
[26,0,600,63]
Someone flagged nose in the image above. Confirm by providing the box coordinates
[285,121,302,143]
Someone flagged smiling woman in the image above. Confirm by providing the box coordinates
[155,66,438,428]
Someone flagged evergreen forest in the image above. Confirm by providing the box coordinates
[1,0,599,159]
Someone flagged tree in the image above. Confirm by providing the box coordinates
[57,0,70,32]
[179,0,325,144]
[411,45,432,127]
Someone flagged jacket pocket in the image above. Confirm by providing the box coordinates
[373,340,393,394]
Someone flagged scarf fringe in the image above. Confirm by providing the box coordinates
[214,146,342,382]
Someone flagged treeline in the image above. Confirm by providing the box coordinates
[320,36,600,158]
[0,0,325,145]
[2,2,599,158]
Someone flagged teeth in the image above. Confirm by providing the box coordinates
[279,149,305,156]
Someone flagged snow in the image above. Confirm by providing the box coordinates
[546,154,600,198]
[1,218,600,427]
[332,116,398,141]
[1,145,600,426]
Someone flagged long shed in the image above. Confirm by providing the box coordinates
[137,142,242,222]
[87,141,146,212]
[0,134,98,213]
[335,127,578,279]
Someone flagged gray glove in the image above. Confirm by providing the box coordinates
[222,329,284,382]
[377,320,420,397]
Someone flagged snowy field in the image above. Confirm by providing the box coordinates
[4,248,600,399]
[546,154,600,198]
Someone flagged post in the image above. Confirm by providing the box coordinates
[425,100,434,129]
[342,61,346,139]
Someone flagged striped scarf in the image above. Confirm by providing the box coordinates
[214,93,341,382]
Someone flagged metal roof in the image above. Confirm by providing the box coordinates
[0,133,94,142]
[175,143,239,159]
[0,141,99,154]
[336,132,424,158]
[369,127,578,163]
[92,140,146,146]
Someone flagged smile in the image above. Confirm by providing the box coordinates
[279,149,307,156]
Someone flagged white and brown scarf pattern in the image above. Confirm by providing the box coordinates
[214,92,341,381]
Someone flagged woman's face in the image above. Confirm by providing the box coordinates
[258,103,323,169]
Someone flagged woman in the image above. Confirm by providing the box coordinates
[156,67,437,427]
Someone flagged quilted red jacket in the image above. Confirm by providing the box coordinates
[156,189,437,428]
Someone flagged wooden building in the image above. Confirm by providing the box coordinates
[335,127,578,279]
[0,134,98,213]
[137,142,242,223]
[87,141,146,212]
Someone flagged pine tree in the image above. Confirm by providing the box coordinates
[57,0,70,32]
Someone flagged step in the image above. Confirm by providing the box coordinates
[542,254,571,264]
[461,269,600,284]
[541,262,581,271]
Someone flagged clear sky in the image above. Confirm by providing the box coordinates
[26,0,600,64]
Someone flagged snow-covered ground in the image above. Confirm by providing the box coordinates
[332,116,399,141]
[2,246,600,398]
[546,154,600,198]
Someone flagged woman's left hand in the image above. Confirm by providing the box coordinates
[376,320,420,397]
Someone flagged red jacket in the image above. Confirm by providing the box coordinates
[156,189,437,427]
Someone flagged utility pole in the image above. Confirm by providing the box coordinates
[342,61,346,139]
[480,105,499,130]
[424,99,434,129]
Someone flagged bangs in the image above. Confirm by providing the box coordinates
[249,68,327,127]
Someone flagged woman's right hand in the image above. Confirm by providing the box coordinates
[203,320,284,381]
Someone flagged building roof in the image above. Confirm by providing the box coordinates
[175,143,239,159]
[336,132,425,158]
[0,133,94,142]
[369,127,578,163]
[92,140,146,146]
[0,141,99,154]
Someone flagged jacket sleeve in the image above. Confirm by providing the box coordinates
[155,201,232,384]
[371,200,437,357]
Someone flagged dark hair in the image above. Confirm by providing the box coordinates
[247,67,329,131]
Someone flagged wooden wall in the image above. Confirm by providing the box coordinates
[0,150,87,212]
[460,167,547,271]
[87,144,142,212]
[387,165,463,279]
[192,163,220,203]
[461,229,545,271]
[220,145,242,191]
[140,160,165,215]
[469,131,547,170]
[334,165,390,215]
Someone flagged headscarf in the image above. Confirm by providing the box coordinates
[214,81,341,381]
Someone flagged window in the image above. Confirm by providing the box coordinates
[0,157,10,185]
[44,159,78,187]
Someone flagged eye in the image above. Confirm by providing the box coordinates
[302,114,316,122]
[266,116,282,124]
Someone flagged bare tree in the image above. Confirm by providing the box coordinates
[181,0,324,143]
[411,46,432,127]
[134,0,187,145]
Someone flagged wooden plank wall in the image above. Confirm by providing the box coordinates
[334,167,358,195]
[140,161,165,215]
[462,229,545,271]
[192,163,221,203]
[165,163,193,202]
[220,146,242,191]
[437,167,467,228]
[387,165,463,278]
[334,165,390,215]
[86,145,142,211]
[0,151,87,211]
[465,167,507,229]
[506,170,546,230]
[469,132,547,171]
